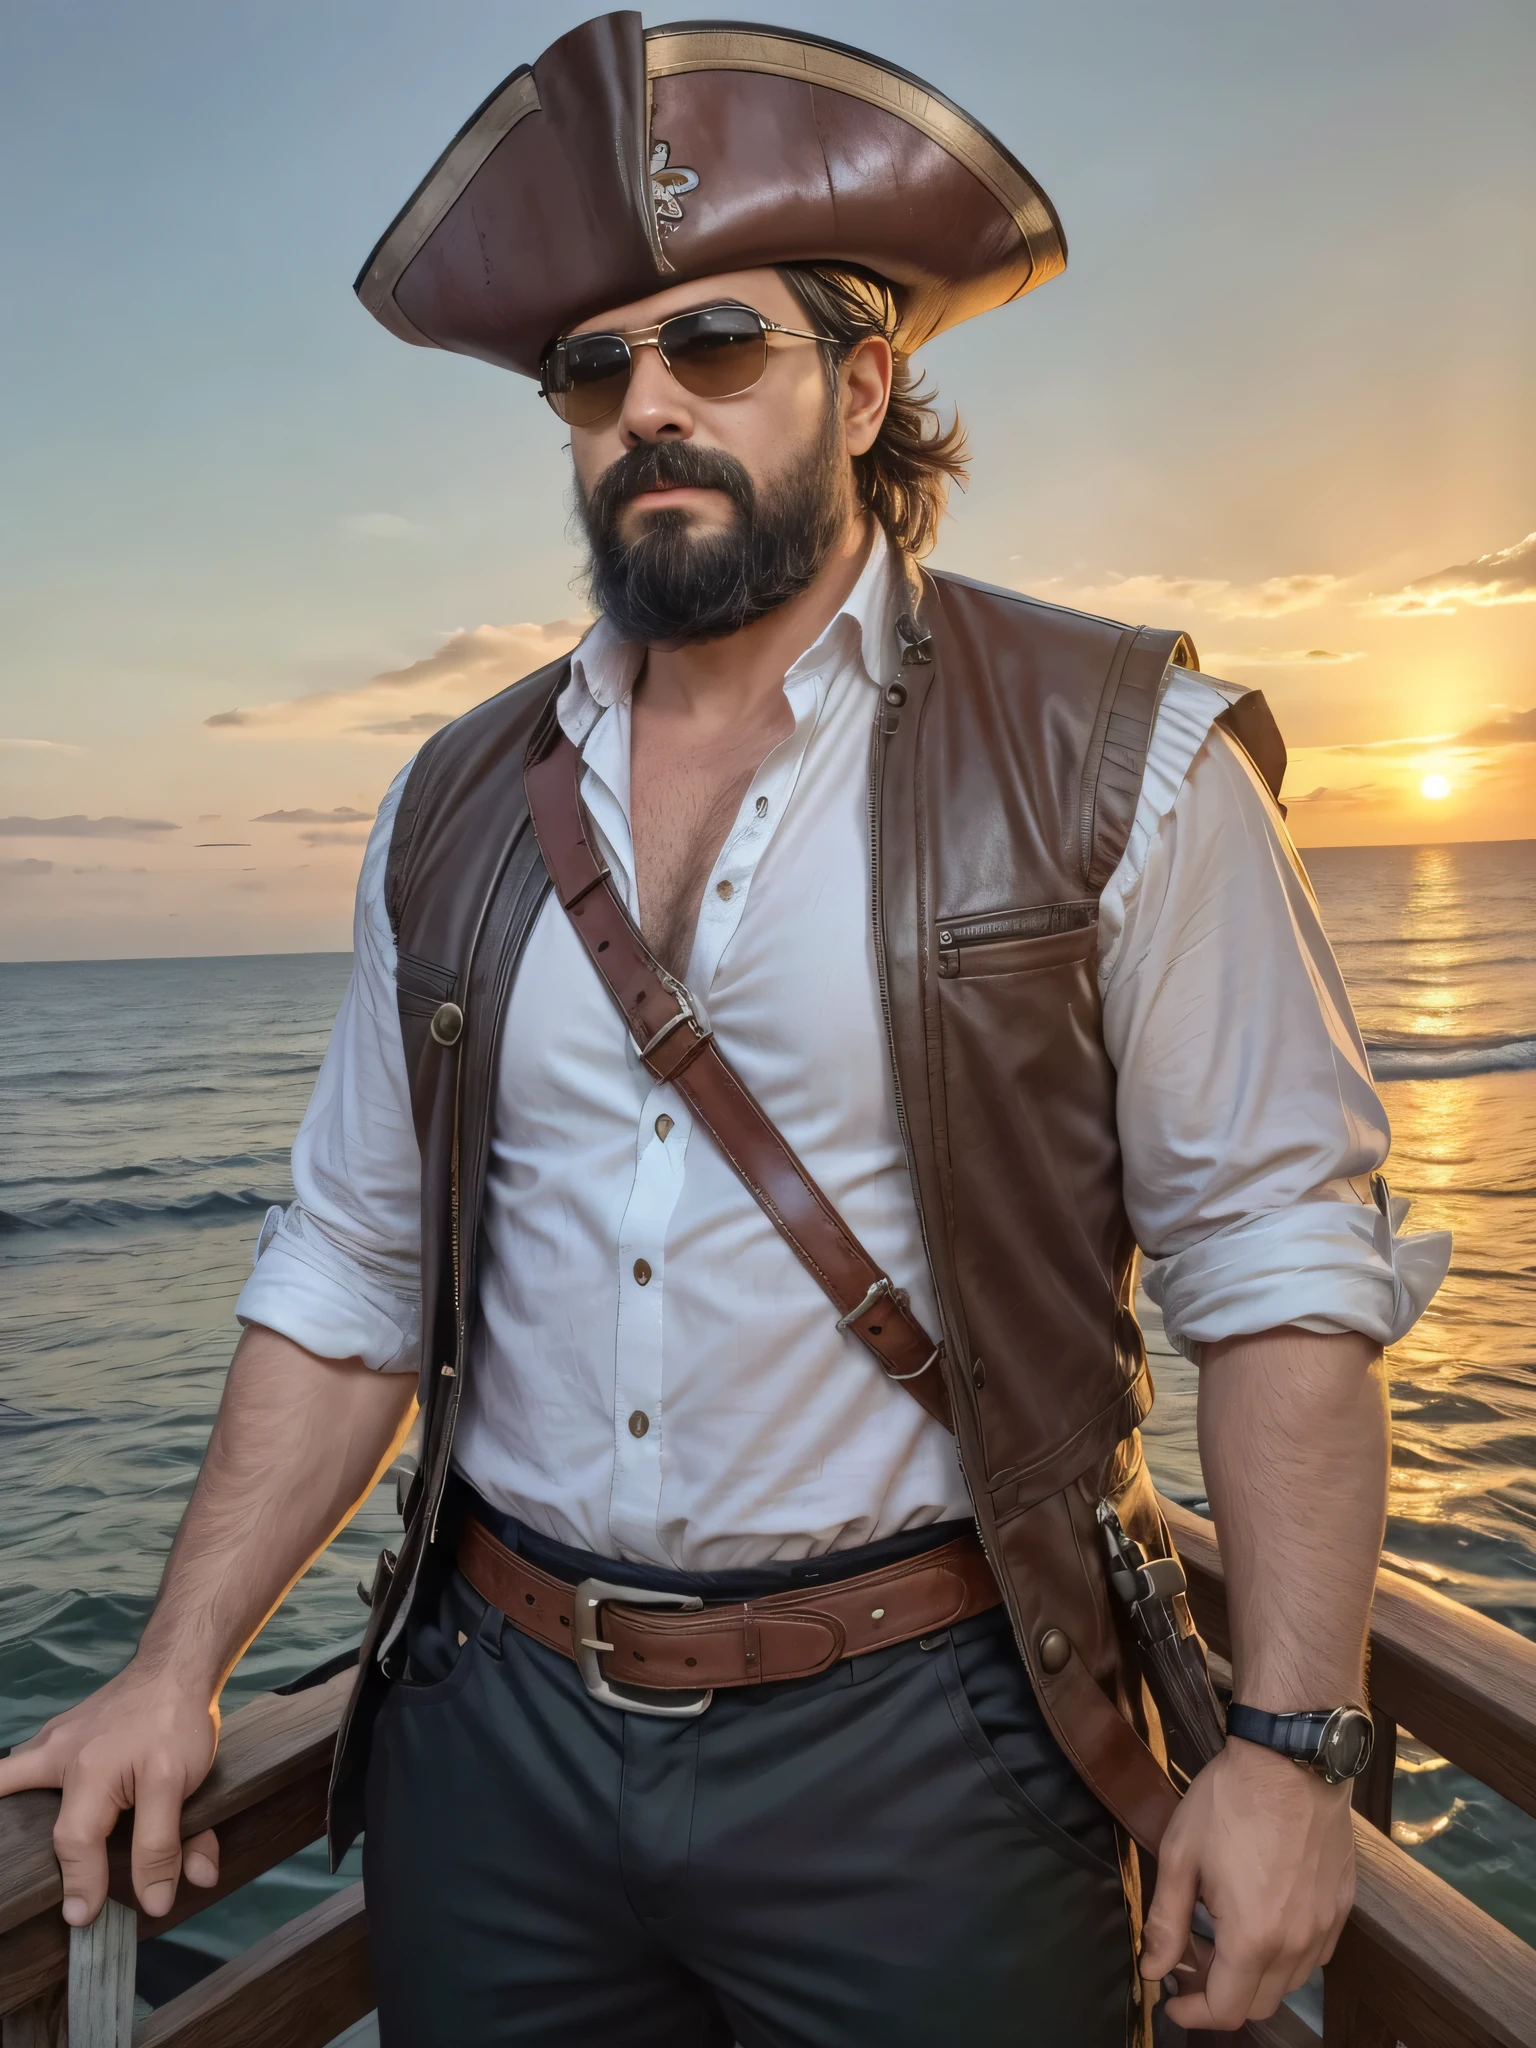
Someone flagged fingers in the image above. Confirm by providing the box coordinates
[1139,1846,1199,1984]
[129,1769,191,1920]
[53,1766,128,1929]
[0,1728,69,1797]
[183,1828,220,1890]
[1165,1929,1320,2030]
[1165,1944,1265,2032]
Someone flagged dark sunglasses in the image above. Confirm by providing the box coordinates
[539,303,828,428]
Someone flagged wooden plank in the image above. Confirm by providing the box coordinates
[1,1986,64,2048]
[0,1671,350,1944]
[1162,1498,1536,1824]
[0,1762,330,2019]
[65,1900,134,2048]
[132,1886,371,2048]
[1335,1809,1536,2048]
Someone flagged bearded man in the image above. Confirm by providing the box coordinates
[0,15,1448,2047]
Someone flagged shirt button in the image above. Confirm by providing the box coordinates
[654,1114,674,1142]
[629,1410,650,1438]
[715,879,734,901]
[632,1258,652,1285]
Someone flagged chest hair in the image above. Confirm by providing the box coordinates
[630,693,792,979]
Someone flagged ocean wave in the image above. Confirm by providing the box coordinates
[0,1189,282,1236]
[1368,1031,1536,1080]
[0,1154,278,1194]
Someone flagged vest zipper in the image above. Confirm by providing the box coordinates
[869,695,1033,1677]
[866,699,955,1410]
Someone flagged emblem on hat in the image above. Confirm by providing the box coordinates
[650,140,699,233]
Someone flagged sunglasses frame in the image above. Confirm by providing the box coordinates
[538,302,831,426]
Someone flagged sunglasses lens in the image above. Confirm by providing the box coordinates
[544,333,632,426]
[661,308,769,399]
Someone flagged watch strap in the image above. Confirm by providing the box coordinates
[1227,1703,1338,1763]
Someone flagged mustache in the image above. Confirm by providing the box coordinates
[582,439,756,531]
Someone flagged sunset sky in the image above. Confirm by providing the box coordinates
[2,0,1532,960]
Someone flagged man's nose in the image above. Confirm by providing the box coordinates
[617,340,693,445]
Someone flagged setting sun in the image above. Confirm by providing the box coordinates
[1420,773,1453,801]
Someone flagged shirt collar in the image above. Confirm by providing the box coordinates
[559,526,905,748]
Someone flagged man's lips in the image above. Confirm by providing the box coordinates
[623,482,726,511]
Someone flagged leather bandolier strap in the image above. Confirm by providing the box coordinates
[524,722,953,1431]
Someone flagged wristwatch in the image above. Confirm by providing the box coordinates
[1226,1703,1375,1785]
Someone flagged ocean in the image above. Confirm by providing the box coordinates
[2,838,1533,1972]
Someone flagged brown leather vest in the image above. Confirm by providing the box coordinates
[328,568,1285,1875]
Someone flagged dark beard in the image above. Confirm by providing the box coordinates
[577,410,849,646]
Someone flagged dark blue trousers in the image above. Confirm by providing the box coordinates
[363,1511,1138,2046]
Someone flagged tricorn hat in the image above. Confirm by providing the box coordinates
[356,12,1065,380]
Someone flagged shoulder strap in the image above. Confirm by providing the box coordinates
[524,723,953,1432]
[1079,632,1291,891]
[1080,625,1198,891]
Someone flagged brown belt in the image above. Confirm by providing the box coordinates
[458,1517,1000,1714]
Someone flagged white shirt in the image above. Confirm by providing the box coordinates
[238,539,1449,1569]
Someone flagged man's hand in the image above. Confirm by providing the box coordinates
[1140,1738,1355,2031]
[0,1661,221,1926]
[0,1329,415,1928]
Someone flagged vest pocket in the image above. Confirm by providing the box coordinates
[936,902,1096,979]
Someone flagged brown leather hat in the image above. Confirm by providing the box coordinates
[356,12,1065,381]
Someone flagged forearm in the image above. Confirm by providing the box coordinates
[1198,1325,1388,1708]
[136,1321,417,1700]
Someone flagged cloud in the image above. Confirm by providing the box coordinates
[1453,706,1536,746]
[299,828,372,846]
[1315,705,1536,757]
[1,856,53,876]
[197,812,221,822]
[0,738,84,755]
[1206,646,1366,668]
[196,840,252,848]
[1368,530,1536,616]
[0,814,179,839]
[205,620,588,740]
[356,711,453,736]
[70,863,150,875]
[343,512,422,539]
[1286,783,1391,808]
[253,806,375,824]
[1024,569,1349,622]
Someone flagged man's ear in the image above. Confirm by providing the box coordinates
[841,336,894,458]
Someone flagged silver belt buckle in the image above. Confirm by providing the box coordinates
[571,1578,714,1717]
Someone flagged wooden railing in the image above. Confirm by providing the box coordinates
[1164,1500,1536,2048]
[2,1502,1534,2047]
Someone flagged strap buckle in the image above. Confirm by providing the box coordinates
[835,1274,895,1332]
[635,976,713,1062]
[835,1280,939,1383]
[571,1579,714,1717]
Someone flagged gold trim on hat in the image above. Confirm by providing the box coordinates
[357,68,542,348]
[644,28,1065,286]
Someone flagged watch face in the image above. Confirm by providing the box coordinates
[1320,1707,1375,1782]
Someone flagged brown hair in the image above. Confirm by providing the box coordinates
[779,263,969,558]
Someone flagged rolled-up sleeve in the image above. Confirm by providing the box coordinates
[1099,682,1450,1356]
[235,766,423,1371]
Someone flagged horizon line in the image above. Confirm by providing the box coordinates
[2,836,1531,971]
